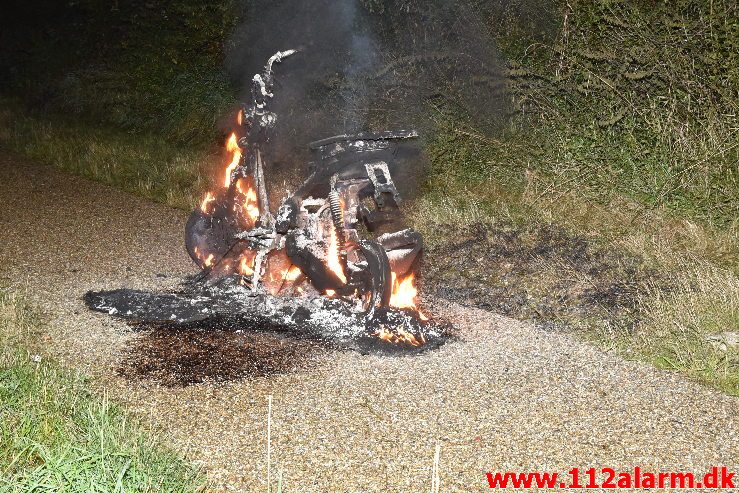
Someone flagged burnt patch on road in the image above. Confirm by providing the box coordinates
[118,321,328,386]
[422,222,658,332]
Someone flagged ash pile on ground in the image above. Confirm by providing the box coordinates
[422,222,657,333]
[85,276,453,385]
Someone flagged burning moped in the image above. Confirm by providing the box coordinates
[86,51,448,352]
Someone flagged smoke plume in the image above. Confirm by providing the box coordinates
[225,0,508,189]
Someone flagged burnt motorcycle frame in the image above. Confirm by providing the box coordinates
[184,50,423,314]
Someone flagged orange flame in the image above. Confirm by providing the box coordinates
[327,223,346,284]
[238,251,256,276]
[200,192,216,213]
[285,265,302,282]
[193,247,215,268]
[224,133,241,187]
[373,325,425,347]
[236,178,259,223]
[389,272,428,320]
[203,253,214,267]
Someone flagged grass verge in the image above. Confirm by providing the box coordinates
[635,262,739,394]
[0,289,207,492]
[0,102,219,210]
[413,180,739,395]
[409,0,739,395]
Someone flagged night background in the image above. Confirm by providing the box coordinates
[0,1,736,491]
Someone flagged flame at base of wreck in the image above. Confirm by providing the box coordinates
[84,276,449,353]
[188,182,430,346]
[184,103,431,346]
[87,50,443,352]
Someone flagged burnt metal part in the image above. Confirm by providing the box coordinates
[285,229,345,292]
[185,207,239,267]
[84,277,450,354]
[378,229,424,276]
[357,239,393,309]
[90,51,441,355]
[308,130,419,149]
[298,132,414,201]
[365,161,401,209]
[275,196,300,233]
[327,175,348,272]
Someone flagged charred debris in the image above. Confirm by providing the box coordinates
[85,51,451,354]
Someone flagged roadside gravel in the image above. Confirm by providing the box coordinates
[1,153,736,492]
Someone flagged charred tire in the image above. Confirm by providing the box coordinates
[184,209,238,268]
[357,239,393,309]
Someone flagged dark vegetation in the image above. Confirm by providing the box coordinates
[444,0,739,228]
[0,0,736,393]
[0,1,237,143]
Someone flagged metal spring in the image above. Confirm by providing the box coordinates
[328,174,348,276]
[328,189,346,252]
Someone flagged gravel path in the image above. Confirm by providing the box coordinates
[1,153,736,492]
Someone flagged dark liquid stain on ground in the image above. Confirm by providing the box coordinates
[118,319,329,387]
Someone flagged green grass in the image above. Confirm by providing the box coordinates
[1,0,737,394]
[0,102,218,210]
[633,262,739,394]
[409,0,739,394]
[432,0,739,228]
[0,289,207,492]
